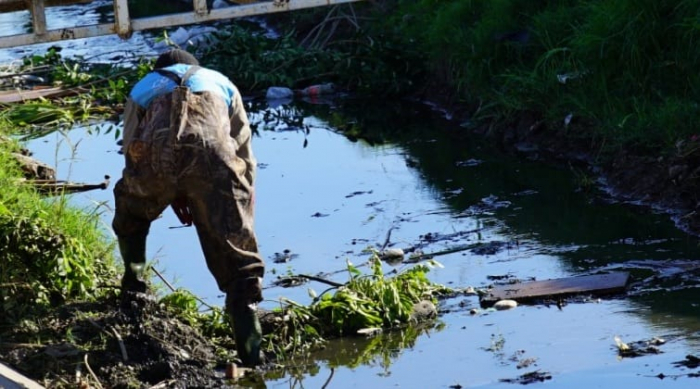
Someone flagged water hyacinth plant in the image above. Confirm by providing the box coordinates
[264,252,451,357]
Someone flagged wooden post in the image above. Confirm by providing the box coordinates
[193,0,207,16]
[113,0,131,39]
[26,0,47,35]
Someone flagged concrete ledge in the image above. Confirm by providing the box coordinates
[0,363,44,389]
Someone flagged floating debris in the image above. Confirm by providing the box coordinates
[272,275,308,288]
[357,327,382,337]
[455,158,483,167]
[471,241,507,256]
[493,300,518,311]
[379,248,405,265]
[673,354,700,369]
[345,190,373,198]
[481,272,630,307]
[615,336,665,358]
[271,249,298,263]
[410,300,438,322]
[499,370,552,384]
[463,286,479,296]
[487,273,516,281]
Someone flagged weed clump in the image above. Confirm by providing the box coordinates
[264,255,450,357]
[365,0,700,155]
[0,136,119,325]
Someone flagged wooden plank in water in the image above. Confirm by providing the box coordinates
[0,87,62,103]
[0,362,44,389]
[0,86,88,103]
[0,0,91,13]
[480,272,630,307]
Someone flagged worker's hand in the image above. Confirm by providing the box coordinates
[171,197,193,226]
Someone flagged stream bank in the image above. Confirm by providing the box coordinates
[468,109,700,238]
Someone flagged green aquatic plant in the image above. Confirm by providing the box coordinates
[2,96,112,137]
[200,24,334,91]
[263,252,450,358]
[0,49,152,138]
[159,289,231,338]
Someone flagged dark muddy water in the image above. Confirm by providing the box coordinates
[4,2,700,388]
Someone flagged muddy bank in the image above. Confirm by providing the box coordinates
[1,295,242,388]
[439,104,700,239]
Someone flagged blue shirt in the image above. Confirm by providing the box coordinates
[129,64,236,108]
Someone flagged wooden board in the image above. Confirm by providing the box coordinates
[0,0,92,13]
[0,87,62,103]
[0,362,44,389]
[480,272,630,307]
[0,86,88,103]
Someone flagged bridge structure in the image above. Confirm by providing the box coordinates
[0,0,364,49]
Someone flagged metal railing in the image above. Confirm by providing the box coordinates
[0,0,364,49]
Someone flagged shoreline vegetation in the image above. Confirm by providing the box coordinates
[2,0,700,386]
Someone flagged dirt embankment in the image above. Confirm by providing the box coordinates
[2,295,244,388]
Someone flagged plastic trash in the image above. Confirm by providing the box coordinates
[557,70,587,84]
[212,0,230,9]
[12,74,45,86]
[266,86,294,99]
[296,83,335,96]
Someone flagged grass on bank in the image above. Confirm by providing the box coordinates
[363,0,700,157]
[0,129,119,325]
[0,50,151,326]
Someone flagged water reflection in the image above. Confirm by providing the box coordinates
[264,324,438,386]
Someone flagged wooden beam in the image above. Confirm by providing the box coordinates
[0,0,365,49]
[0,362,44,389]
[480,272,630,307]
[0,0,92,13]
[0,86,91,103]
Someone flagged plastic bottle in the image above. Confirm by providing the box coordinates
[266,86,294,99]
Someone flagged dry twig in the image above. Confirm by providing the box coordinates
[152,267,218,311]
[110,326,129,362]
[83,354,104,389]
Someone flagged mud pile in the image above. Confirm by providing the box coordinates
[1,295,244,388]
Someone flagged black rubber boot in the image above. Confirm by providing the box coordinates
[118,233,149,294]
[228,302,263,367]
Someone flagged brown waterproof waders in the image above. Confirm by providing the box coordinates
[113,73,264,366]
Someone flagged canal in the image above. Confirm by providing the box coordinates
[3,1,700,387]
